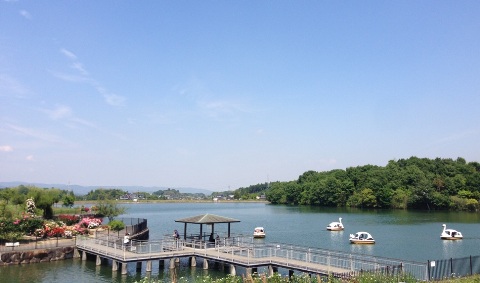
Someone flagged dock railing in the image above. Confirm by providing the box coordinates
[76,235,428,280]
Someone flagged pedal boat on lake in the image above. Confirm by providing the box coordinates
[441,224,463,240]
[253,227,266,238]
[326,217,344,231]
[349,232,375,244]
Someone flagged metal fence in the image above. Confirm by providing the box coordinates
[77,235,428,281]
[115,217,147,236]
[428,255,480,281]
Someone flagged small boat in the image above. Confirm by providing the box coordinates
[440,224,463,240]
[326,217,344,231]
[349,232,375,244]
[253,227,266,238]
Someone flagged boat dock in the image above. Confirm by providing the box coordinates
[75,235,428,280]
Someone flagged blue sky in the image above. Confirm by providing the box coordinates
[1,1,479,191]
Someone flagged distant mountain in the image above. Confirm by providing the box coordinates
[0,181,213,196]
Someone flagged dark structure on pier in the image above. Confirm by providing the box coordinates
[174,213,240,240]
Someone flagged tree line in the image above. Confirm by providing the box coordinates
[0,185,75,218]
[263,157,480,211]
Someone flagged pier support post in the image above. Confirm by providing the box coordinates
[121,263,128,275]
[112,260,118,271]
[146,260,152,272]
[73,248,80,258]
[268,265,277,276]
[82,251,87,261]
[169,258,176,269]
[159,259,165,269]
[229,264,236,276]
[246,267,252,276]
[96,255,102,266]
[288,270,294,278]
[136,262,142,271]
[190,256,196,267]
[252,267,257,274]
[316,274,321,282]
[203,259,209,270]
[175,257,180,263]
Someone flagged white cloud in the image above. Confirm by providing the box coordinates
[7,123,63,143]
[26,155,34,161]
[103,93,126,106]
[60,48,77,60]
[0,145,14,152]
[0,74,29,97]
[50,71,89,83]
[44,105,72,120]
[39,104,98,130]
[72,62,89,76]
[94,85,125,106]
[199,99,246,121]
[19,10,32,20]
[56,48,126,106]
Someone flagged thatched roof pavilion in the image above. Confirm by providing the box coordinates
[175,213,240,240]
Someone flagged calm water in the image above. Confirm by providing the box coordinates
[2,202,480,282]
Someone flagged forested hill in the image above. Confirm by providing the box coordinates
[263,157,480,211]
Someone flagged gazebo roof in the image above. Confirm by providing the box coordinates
[175,213,240,224]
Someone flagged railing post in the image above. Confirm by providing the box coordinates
[327,252,331,273]
[450,258,453,278]
[350,254,354,271]
[470,256,473,275]
[427,260,430,281]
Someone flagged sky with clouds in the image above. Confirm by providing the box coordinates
[1,1,479,191]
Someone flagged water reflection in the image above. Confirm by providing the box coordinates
[441,239,463,258]
[350,243,375,255]
[328,230,344,247]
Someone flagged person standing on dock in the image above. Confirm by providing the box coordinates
[124,233,130,248]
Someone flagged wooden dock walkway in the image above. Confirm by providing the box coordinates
[75,236,428,280]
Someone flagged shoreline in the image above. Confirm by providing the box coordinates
[74,200,270,205]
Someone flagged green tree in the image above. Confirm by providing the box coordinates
[347,188,377,208]
[265,182,287,204]
[391,188,410,209]
[108,219,125,236]
[62,192,75,207]
[94,200,127,222]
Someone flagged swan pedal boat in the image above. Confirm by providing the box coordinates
[253,227,266,238]
[326,217,344,231]
[441,224,463,240]
[349,232,375,244]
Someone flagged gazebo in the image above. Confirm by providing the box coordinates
[175,213,240,241]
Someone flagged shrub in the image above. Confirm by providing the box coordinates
[79,217,103,229]
[57,214,81,225]
[21,217,44,235]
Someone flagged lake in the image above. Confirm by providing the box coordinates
[2,202,480,282]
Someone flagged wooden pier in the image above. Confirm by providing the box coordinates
[75,235,428,280]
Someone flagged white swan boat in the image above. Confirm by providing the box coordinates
[349,232,375,244]
[253,227,266,238]
[440,224,463,240]
[326,217,344,231]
